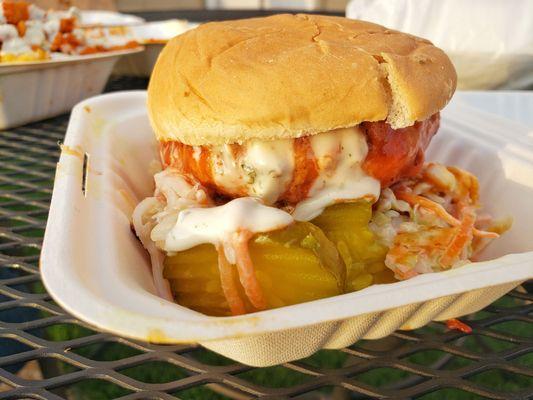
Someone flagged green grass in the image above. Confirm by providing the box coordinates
[35,292,531,399]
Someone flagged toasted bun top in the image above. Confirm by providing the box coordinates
[148,14,456,145]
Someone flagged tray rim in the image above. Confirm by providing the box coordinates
[40,90,533,343]
[0,47,144,73]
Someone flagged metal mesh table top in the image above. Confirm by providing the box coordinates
[0,76,531,400]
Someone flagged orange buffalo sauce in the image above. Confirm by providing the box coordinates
[362,113,440,187]
[2,1,29,25]
[446,318,472,334]
[160,114,439,204]
[281,137,318,204]
[161,141,214,187]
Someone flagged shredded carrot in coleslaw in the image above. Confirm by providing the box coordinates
[216,247,246,315]
[439,204,476,268]
[395,191,460,226]
[231,231,267,311]
[377,164,508,280]
[395,191,498,239]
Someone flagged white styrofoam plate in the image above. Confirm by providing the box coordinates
[0,48,143,129]
[40,91,533,366]
[454,91,533,129]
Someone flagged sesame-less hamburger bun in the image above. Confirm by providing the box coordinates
[147,14,456,146]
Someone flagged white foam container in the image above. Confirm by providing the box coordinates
[456,91,533,129]
[40,91,533,367]
[112,21,198,77]
[112,43,165,77]
[0,48,142,130]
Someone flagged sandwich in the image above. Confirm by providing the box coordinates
[132,14,508,316]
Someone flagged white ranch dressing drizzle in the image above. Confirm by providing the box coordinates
[0,22,41,55]
[293,126,380,221]
[45,7,80,23]
[192,145,202,162]
[0,24,17,42]
[43,19,59,42]
[135,169,294,261]
[24,21,46,47]
[163,197,293,260]
[135,126,380,260]
[211,139,294,205]
[1,36,30,54]
[28,4,45,21]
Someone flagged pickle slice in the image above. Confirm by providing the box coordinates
[312,201,395,291]
[163,222,345,316]
[250,222,345,307]
[163,201,395,315]
[164,244,230,316]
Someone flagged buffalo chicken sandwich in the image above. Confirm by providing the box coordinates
[132,14,507,316]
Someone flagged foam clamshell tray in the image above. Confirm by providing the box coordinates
[41,91,533,366]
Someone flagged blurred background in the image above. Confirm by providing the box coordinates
[0,1,531,399]
[32,0,349,12]
[29,0,533,91]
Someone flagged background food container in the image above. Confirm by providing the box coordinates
[112,42,166,77]
[40,91,533,367]
[112,20,198,77]
[0,49,142,130]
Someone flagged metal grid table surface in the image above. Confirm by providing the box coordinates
[0,76,531,400]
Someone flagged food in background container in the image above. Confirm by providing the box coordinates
[82,25,138,54]
[131,15,510,317]
[0,1,139,63]
[0,1,49,62]
[0,1,143,129]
